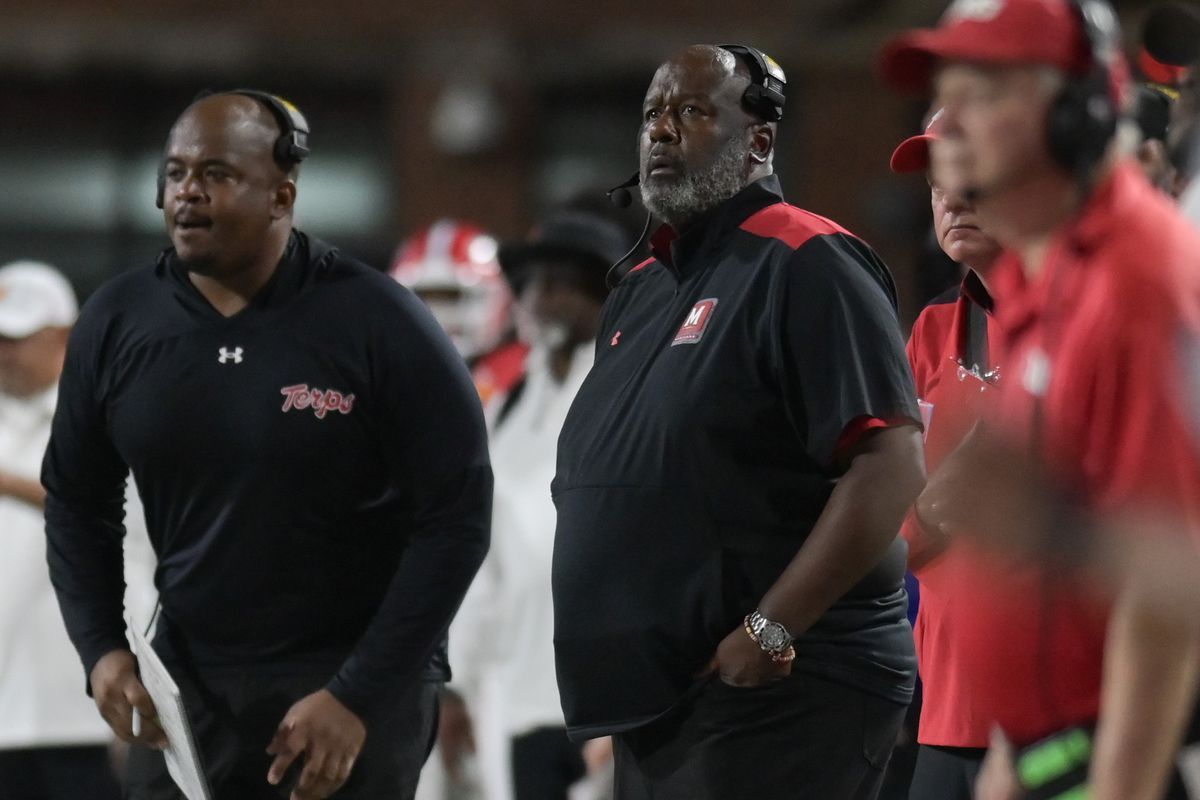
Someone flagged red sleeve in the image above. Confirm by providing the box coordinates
[906,318,925,398]
[833,415,918,461]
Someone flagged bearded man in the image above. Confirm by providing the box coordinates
[549,44,925,800]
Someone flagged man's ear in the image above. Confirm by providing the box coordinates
[271,180,297,220]
[749,122,774,165]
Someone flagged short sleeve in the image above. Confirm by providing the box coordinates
[776,233,921,467]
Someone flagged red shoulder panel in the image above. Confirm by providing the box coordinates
[738,203,852,250]
[627,257,654,274]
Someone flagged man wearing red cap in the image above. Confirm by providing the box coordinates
[890,113,1004,799]
[880,1,1200,798]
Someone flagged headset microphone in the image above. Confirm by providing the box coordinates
[607,172,640,209]
[604,211,652,290]
[603,170,651,289]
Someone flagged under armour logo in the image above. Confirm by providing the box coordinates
[217,346,244,364]
[611,331,622,346]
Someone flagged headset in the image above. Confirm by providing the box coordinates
[1045,0,1120,178]
[605,44,786,285]
[717,44,787,122]
[155,89,311,209]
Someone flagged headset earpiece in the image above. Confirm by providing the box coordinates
[155,89,310,209]
[718,44,787,122]
[155,166,166,210]
[1045,0,1120,176]
[225,89,310,168]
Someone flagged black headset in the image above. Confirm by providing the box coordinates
[155,89,311,209]
[1045,0,1120,178]
[718,44,787,122]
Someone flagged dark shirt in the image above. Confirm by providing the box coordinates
[43,230,492,721]
[552,176,920,739]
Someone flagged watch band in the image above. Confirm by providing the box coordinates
[743,611,796,663]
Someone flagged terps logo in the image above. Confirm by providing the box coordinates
[280,384,356,419]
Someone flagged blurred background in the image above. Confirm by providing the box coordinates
[0,0,1170,324]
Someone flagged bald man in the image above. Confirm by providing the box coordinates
[43,91,491,799]
[551,45,924,799]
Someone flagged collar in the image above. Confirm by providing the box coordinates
[991,161,1142,338]
[649,175,785,280]
[960,269,995,313]
[160,229,319,315]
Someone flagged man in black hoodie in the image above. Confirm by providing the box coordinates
[43,91,492,800]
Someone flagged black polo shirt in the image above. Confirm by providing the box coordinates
[551,176,920,739]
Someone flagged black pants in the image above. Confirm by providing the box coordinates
[0,744,121,800]
[124,667,439,800]
[1166,700,1200,800]
[907,745,985,800]
[510,726,586,800]
[613,671,908,800]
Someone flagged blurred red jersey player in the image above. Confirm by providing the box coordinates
[881,1,1200,797]
[391,219,529,409]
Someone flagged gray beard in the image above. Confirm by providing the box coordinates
[641,136,751,229]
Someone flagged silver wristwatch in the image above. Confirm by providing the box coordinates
[747,610,793,655]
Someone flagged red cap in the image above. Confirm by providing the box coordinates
[890,108,946,174]
[878,0,1094,94]
[1138,48,1189,87]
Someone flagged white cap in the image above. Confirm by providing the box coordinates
[0,261,78,339]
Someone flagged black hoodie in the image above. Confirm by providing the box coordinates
[43,230,492,720]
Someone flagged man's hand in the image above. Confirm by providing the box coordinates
[89,649,167,749]
[913,422,986,545]
[975,727,1024,800]
[700,626,792,688]
[266,689,366,800]
[582,736,614,775]
[436,690,475,779]
[915,424,1047,559]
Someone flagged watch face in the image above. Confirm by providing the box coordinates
[760,622,790,651]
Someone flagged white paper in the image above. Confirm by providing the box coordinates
[126,616,212,800]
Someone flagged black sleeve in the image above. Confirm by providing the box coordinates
[42,306,132,681]
[326,285,492,717]
[775,233,920,467]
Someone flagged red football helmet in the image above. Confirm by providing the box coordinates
[389,219,513,360]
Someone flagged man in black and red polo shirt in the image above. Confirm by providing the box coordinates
[891,111,1005,799]
[880,1,1200,797]
[551,43,925,799]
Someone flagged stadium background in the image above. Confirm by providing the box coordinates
[0,0,1166,324]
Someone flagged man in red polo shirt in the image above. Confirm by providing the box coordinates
[891,112,1004,799]
[880,1,1200,798]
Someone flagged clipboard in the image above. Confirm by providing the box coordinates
[126,615,213,800]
